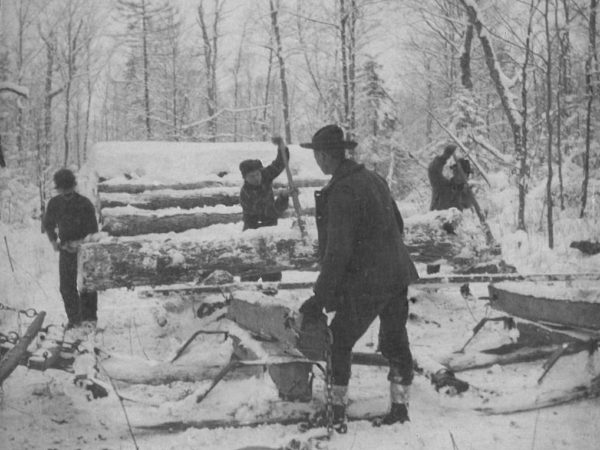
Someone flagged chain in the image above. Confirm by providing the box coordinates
[0,331,19,344]
[0,303,38,318]
[324,329,334,437]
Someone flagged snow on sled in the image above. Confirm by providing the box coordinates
[488,281,600,331]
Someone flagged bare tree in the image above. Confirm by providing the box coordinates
[581,0,598,218]
[197,0,224,142]
[544,0,554,247]
[269,0,292,143]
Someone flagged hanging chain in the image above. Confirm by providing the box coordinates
[0,331,19,344]
[0,303,37,318]
[324,329,334,437]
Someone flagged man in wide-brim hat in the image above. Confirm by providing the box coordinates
[298,124,419,427]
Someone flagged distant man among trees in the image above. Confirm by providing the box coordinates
[428,144,475,211]
[43,168,99,328]
[238,137,290,282]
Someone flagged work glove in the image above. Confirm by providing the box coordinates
[443,144,457,158]
[298,296,329,361]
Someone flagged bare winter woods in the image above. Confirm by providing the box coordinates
[1,0,599,247]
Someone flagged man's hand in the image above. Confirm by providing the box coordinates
[62,240,81,253]
[299,295,324,318]
[271,136,287,153]
[443,145,457,158]
[51,240,60,252]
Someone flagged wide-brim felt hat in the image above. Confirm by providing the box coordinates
[300,124,357,151]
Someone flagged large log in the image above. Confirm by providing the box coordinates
[102,207,315,236]
[100,187,241,210]
[80,210,498,291]
[99,186,317,210]
[79,225,318,291]
[98,177,326,194]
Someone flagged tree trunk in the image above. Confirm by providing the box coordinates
[262,47,274,140]
[340,0,349,128]
[459,0,527,230]
[544,0,554,248]
[142,0,152,139]
[581,0,598,218]
[269,0,292,143]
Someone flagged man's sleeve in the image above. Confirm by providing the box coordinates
[392,201,405,235]
[313,186,357,311]
[239,187,253,229]
[261,146,289,183]
[428,155,448,183]
[83,199,99,235]
[43,199,58,242]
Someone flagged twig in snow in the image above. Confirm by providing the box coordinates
[132,317,149,360]
[3,236,15,273]
[531,407,542,450]
[95,357,139,450]
[449,431,460,450]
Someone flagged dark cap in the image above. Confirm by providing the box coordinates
[239,159,263,177]
[300,124,357,151]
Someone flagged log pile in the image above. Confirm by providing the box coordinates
[81,209,498,291]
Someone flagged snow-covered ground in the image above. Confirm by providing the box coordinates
[2,164,600,449]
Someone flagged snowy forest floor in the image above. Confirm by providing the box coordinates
[2,195,600,449]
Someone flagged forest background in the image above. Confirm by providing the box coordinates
[1,0,599,248]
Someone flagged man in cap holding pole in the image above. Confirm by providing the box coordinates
[298,124,419,426]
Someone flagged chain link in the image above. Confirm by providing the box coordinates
[0,331,20,344]
[324,329,334,437]
[0,302,37,318]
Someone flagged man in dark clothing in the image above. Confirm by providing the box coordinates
[43,168,99,327]
[428,144,475,211]
[239,137,290,282]
[298,124,419,426]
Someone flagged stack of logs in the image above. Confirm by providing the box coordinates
[79,175,500,292]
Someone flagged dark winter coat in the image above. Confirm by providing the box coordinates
[313,159,419,313]
[240,148,289,230]
[428,154,473,211]
[43,192,98,243]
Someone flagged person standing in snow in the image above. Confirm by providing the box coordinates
[298,124,419,426]
[239,137,290,282]
[428,144,475,211]
[43,168,99,328]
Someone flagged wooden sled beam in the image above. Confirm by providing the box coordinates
[0,312,46,384]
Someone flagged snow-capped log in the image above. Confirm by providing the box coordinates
[403,208,498,266]
[80,210,498,291]
[99,187,241,210]
[78,223,318,291]
[97,177,326,194]
[101,206,315,236]
[99,186,316,210]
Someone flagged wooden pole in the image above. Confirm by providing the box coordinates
[272,137,307,240]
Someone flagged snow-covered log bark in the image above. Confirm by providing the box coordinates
[80,210,497,290]
[97,178,326,194]
[78,226,318,291]
[102,208,315,236]
[100,187,241,210]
